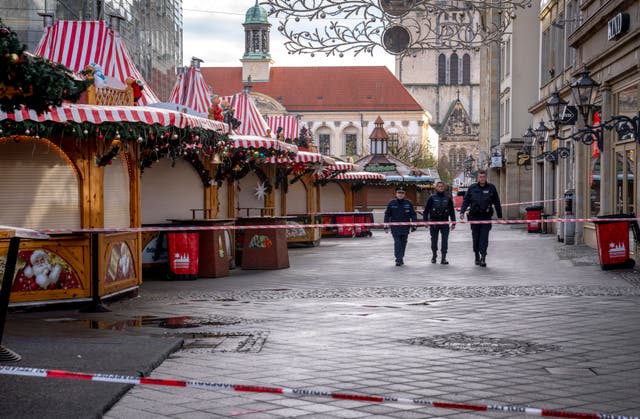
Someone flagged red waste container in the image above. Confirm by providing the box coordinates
[167,232,199,279]
[525,206,544,233]
[594,214,635,270]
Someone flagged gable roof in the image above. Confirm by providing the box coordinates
[34,20,159,105]
[200,66,424,113]
[167,65,213,115]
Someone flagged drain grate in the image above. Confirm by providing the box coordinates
[179,331,268,353]
[401,333,560,356]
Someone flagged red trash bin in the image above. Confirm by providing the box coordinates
[167,232,199,279]
[594,215,635,270]
[525,206,543,233]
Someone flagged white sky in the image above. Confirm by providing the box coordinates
[182,0,396,70]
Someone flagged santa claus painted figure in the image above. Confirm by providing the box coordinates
[11,249,82,292]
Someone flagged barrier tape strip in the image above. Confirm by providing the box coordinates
[37,217,640,235]
[0,366,635,419]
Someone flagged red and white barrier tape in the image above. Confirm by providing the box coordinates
[0,366,635,419]
[37,217,640,235]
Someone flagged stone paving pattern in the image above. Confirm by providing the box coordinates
[100,225,640,418]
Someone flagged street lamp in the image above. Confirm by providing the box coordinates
[570,68,600,125]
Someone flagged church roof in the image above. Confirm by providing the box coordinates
[200,66,424,113]
[245,0,269,24]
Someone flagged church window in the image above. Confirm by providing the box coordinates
[462,54,470,84]
[450,53,459,85]
[438,54,446,85]
[251,31,261,52]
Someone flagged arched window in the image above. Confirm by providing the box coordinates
[450,53,459,85]
[462,54,471,84]
[438,54,447,85]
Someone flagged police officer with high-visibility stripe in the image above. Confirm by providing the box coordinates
[384,185,418,266]
[459,170,502,267]
[424,181,456,264]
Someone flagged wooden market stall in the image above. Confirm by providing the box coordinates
[0,19,228,305]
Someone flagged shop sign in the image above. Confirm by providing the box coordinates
[608,13,630,41]
[366,164,396,172]
[517,152,531,167]
[560,105,577,125]
[490,154,503,168]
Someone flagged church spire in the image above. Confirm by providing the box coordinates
[241,0,272,82]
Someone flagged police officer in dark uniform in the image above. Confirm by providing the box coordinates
[384,185,418,266]
[459,170,502,267]
[424,181,456,264]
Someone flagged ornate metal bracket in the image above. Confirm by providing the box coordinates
[261,0,533,56]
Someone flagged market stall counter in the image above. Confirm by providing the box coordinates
[319,212,374,238]
[235,217,291,269]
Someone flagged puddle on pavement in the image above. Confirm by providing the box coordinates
[407,299,456,306]
[361,305,400,309]
[43,315,242,330]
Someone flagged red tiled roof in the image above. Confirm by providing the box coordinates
[200,66,423,112]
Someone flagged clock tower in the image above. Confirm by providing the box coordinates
[241,0,273,83]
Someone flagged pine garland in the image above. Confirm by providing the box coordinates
[0,19,90,114]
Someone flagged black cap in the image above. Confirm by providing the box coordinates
[395,185,406,192]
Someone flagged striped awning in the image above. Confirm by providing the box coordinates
[217,93,271,137]
[168,66,213,115]
[266,151,335,165]
[333,172,386,180]
[229,135,298,154]
[325,161,364,172]
[267,115,299,139]
[34,20,160,105]
[0,104,228,132]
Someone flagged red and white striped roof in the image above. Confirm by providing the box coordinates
[34,20,160,105]
[266,151,335,165]
[0,104,227,132]
[325,161,364,172]
[332,172,386,180]
[229,135,298,154]
[168,66,213,115]
[217,93,271,137]
[267,115,299,140]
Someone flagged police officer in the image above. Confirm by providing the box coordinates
[384,185,418,266]
[424,181,456,264]
[459,170,502,267]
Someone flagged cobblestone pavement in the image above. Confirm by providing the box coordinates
[103,225,640,418]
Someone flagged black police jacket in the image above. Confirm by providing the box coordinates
[384,198,417,235]
[424,192,456,222]
[460,182,503,220]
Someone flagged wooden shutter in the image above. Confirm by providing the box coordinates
[0,141,81,229]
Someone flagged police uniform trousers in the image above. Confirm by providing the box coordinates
[393,233,409,263]
[470,222,492,256]
[429,224,450,254]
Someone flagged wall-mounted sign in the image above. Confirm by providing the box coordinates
[517,152,531,167]
[366,164,396,172]
[608,13,630,41]
[490,154,503,168]
[560,105,578,125]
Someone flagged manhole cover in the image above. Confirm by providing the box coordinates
[401,333,560,356]
[179,331,268,353]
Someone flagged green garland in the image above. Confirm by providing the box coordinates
[0,19,90,114]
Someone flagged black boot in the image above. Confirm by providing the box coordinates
[479,255,487,267]
[474,253,480,265]
[441,253,449,265]
[431,253,437,263]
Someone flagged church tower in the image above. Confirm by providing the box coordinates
[241,0,273,83]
